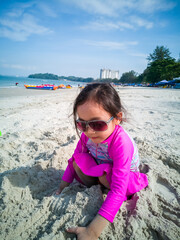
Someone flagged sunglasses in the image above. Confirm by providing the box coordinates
[76,116,114,132]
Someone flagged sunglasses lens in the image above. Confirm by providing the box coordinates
[76,121,86,132]
[89,121,107,131]
[76,120,108,132]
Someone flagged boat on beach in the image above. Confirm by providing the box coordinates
[24,84,58,90]
[66,85,72,89]
[58,84,66,89]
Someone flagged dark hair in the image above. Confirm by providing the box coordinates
[73,83,126,132]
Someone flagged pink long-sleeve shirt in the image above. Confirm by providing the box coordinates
[62,125,148,222]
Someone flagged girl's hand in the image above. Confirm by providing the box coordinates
[67,215,108,240]
[67,226,98,240]
[55,180,70,195]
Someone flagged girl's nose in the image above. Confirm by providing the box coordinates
[86,125,95,133]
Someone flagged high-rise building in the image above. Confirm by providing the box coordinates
[100,69,119,79]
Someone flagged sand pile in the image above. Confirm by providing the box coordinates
[0,87,179,239]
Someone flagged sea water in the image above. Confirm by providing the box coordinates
[0,75,84,88]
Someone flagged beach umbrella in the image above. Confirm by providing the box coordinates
[160,80,169,83]
[155,80,169,86]
[167,80,176,85]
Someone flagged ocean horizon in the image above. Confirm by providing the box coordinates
[0,75,84,88]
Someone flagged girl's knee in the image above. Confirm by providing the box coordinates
[73,160,80,172]
[98,174,110,189]
[98,174,106,183]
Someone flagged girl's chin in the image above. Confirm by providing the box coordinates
[90,137,103,143]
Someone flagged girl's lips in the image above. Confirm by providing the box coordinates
[91,137,98,139]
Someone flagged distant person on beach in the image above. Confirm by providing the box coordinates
[56,83,148,240]
[15,82,18,86]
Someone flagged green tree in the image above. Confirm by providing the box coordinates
[177,53,180,63]
[136,68,149,83]
[120,70,138,83]
[145,59,180,83]
[147,46,173,63]
[162,61,180,80]
[28,73,59,80]
[142,46,180,83]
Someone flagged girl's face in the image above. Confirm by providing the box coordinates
[77,100,121,144]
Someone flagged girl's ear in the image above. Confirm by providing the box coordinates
[115,112,123,125]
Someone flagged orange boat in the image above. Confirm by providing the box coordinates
[66,85,72,89]
[58,84,66,89]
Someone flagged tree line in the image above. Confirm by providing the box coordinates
[119,46,180,84]
[28,73,93,83]
[28,46,180,84]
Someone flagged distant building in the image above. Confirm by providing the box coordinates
[100,69,119,79]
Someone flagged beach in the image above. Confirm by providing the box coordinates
[0,86,180,240]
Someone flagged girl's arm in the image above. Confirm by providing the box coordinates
[98,131,134,222]
[56,180,70,194]
[67,214,108,240]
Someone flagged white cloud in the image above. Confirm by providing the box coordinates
[81,16,153,31]
[117,21,135,30]
[7,9,23,18]
[71,0,170,31]
[128,52,147,58]
[63,0,176,16]
[37,2,57,18]
[137,0,176,13]
[81,19,135,31]
[85,40,138,50]
[7,1,57,18]
[2,63,36,71]
[6,1,34,17]
[68,0,115,16]
[0,13,52,41]
[0,1,54,41]
[130,16,153,29]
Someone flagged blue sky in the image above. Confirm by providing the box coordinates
[0,0,180,79]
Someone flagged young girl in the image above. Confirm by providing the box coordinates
[56,83,148,240]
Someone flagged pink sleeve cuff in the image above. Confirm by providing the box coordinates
[98,209,115,223]
[62,157,75,183]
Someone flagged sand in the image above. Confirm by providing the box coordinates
[0,87,179,240]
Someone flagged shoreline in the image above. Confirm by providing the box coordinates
[0,87,79,98]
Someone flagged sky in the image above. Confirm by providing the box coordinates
[0,0,180,79]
